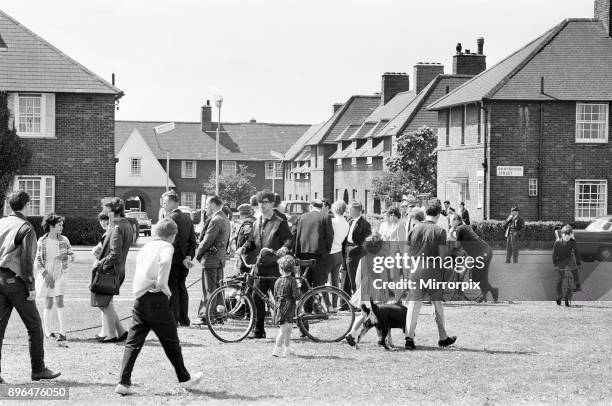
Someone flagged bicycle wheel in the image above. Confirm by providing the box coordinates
[442,268,461,301]
[562,271,573,306]
[206,285,255,343]
[460,267,482,301]
[296,286,355,342]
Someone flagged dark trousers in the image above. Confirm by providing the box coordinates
[327,252,343,307]
[253,268,277,334]
[119,292,190,386]
[471,248,494,296]
[0,268,45,374]
[556,268,580,296]
[197,266,223,320]
[168,264,190,325]
[506,232,519,263]
[341,246,360,296]
[297,253,327,288]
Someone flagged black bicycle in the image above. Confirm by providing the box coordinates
[205,249,355,343]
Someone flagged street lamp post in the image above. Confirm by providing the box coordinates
[214,95,223,196]
[270,150,285,196]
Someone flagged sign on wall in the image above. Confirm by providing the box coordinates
[496,166,524,177]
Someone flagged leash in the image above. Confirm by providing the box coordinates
[66,277,203,334]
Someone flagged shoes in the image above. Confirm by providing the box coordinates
[179,371,204,390]
[272,346,284,357]
[329,307,339,314]
[313,303,324,314]
[405,337,416,350]
[555,298,562,306]
[438,336,457,347]
[0,375,5,384]
[178,319,191,327]
[565,299,570,307]
[492,287,500,303]
[56,334,66,342]
[283,346,294,357]
[345,333,356,347]
[248,331,266,339]
[117,332,128,342]
[45,333,56,340]
[191,319,207,327]
[505,260,511,264]
[574,284,582,292]
[115,384,136,396]
[32,368,61,381]
[102,336,118,343]
[95,335,106,342]
[338,304,350,312]
[178,323,191,327]
[476,295,487,303]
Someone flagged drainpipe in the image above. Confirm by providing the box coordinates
[538,102,544,221]
[479,102,489,220]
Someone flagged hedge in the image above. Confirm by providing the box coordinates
[27,216,104,245]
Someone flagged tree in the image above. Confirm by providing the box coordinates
[383,126,437,195]
[203,164,256,208]
[371,171,414,203]
[0,92,32,213]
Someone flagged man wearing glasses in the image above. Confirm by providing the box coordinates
[235,190,292,339]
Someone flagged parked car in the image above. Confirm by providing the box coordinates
[125,211,152,236]
[278,200,310,227]
[571,216,612,262]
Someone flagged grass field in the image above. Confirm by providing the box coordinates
[1,249,611,405]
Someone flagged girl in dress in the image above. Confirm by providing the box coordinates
[272,255,300,357]
[35,214,74,342]
[92,211,110,341]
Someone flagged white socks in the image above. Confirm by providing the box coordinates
[56,306,66,335]
[43,308,53,336]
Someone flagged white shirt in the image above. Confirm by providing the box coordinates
[347,215,361,244]
[437,214,449,231]
[133,240,174,299]
[330,215,349,254]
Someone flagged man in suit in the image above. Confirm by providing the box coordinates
[340,201,371,299]
[294,199,334,290]
[235,190,292,339]
[459,202,470,225]
[504,206,524,264]
[162,191,197,327]
[193,195,231,325]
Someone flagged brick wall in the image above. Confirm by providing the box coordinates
[310,144,336,202]
[116,186,166,222]
[333,157,384,214]
[19,93,116,218]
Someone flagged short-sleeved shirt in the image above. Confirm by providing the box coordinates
[455,224,490,257]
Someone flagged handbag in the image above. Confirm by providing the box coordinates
[90,263,118,295]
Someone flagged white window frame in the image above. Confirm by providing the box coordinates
[181,192,197,210]
[351,157,357,166]
[10,175,55,216]
[477,179,483,208]
[14,93,49,138]
[130,158,142,177]
[336,158,342,166]
[445,181,452,201]
[457,182,467,204]
[221,161,237,176]
[265,161,282,179]
[366,156,373,166]
[575,103,608,143]
[181,160,197,178]
[529,178,538,197]
[575,179,607,221]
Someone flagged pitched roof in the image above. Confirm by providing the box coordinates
[306,95,380,145]
[333,124,360,142]
[0,9,122,95]
[349,121,376,140]
[364,90,416,123]
[115,121,310,161]
[429,19,612,109]
[283,122,325,160]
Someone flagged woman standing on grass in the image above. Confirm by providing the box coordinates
[35,214,74,342]
[92,211,109,341]
[91,197,132,343]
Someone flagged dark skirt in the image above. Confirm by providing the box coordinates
[91,292,113,308]
[273,298,296,325]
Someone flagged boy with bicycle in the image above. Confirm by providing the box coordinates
[553,225,582,306]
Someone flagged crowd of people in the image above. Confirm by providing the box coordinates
[0,188,583,393]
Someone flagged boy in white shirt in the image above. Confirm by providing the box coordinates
[115,218,203,395]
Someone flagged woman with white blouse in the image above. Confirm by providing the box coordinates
[328,200,350,312]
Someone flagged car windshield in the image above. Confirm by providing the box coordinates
[137,213,148,220]
[586,219,612,231]
[291,204,308,214]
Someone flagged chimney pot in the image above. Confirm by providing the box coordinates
[332,103,344,114]
[453,39,486,75]
[250,118,256,123]
[477,37,485,54]
[381,72,410,105]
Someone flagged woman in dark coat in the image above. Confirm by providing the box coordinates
[91,197,133,343]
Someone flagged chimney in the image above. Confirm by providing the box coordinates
[381,72,410,105]
[595,0,612,36]
[332,103,344,114]
[452,38,486,75]
[413,63,444,94]
[249,118,257,123]
[201,100,213,132]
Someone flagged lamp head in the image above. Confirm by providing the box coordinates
[214,95,223,108]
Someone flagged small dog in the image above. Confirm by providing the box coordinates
[357,299,407,350]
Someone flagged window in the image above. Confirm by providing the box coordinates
[351,157,357,166]
[529,178,538,197]
[314,146,318,168]
[576,103,608,143]
[477,179,483,208]
[445,108,450,146]
[289,194,292,200]
[130,158,142,176]
[366,156,373,166]
[13,93,54,138]
[315,192,318,199]
[265,161,282,179]
[335,189,339,200]
[575,180,607,220]
[445,182,452,201]
[461,105,466,145]
[181,192,197,210]
[458,183,468,204]
[222,161,237,176]
[181,161,196,178]
[11,176,54,216]
[477,106,482,144]
[296,173,300,180]
[336,158,342,166]
[352,189,357,199]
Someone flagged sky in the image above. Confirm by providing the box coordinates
[1,0,594,124]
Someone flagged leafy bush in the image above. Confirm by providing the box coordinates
[470,220,566,249]
[27,216,104,245]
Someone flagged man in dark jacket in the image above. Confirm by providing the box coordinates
[193,196,231,325]
[162,191,197,327]
[341,201,371,298]
[0,191,60,382]
[294,199,334,289]
[459,202,470,225]
[236,190,292,338]
[504,206,524,264]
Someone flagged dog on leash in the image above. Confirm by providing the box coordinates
[357,299,407,350]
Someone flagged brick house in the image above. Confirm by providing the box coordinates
[429,1,612,222]
[282,122,325,201]
[0,9,122,218]
[115,114,310,221]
